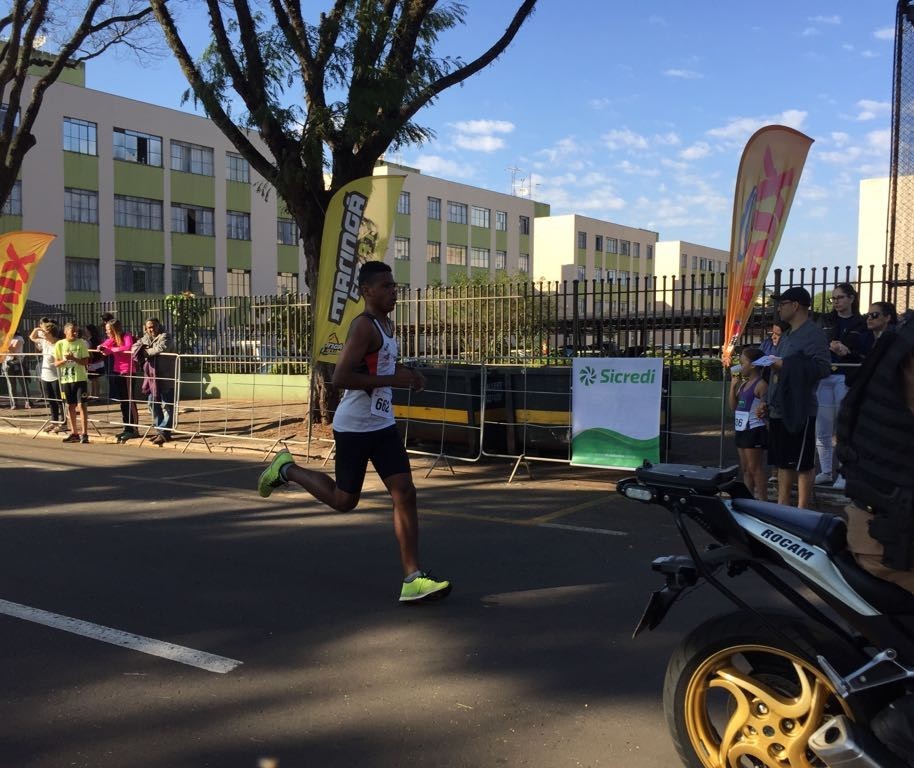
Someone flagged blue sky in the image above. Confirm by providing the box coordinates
[87,2,898,273]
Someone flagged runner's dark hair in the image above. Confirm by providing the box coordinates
[358,260,392,287]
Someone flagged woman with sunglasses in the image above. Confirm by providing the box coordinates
[865,301,898,346]
[816,282,867,489]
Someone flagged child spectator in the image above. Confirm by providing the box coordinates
[29,319,64,431]
[54,322,91,443]
[729,346,769,500]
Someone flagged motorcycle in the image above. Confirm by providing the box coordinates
[618,462,914,768]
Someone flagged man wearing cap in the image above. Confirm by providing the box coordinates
[761,287,831,508]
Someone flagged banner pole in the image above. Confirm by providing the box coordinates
[719,373,727,468]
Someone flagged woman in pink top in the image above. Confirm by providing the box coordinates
[98,319,139,440]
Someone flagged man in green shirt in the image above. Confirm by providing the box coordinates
[53,322,90,444]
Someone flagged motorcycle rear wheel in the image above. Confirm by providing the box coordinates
[663,612,863,768]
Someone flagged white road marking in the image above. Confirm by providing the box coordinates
[0,599,242,674]
[538,522,628,536]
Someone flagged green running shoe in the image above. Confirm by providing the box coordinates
[258,450,294,497]
[399,572,452,604]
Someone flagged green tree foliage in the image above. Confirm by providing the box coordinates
[0,1,159,209]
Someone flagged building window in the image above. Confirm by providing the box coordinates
[447,201,467,224]
[64,188,98,224]
[277,218,299,245]
[607,269,617,281]
[427,196,441,220]
[63,117,96,155]
[115,261,164,294]
[519,253,529,272]
[495,210,507,231]
[632,242,640,259]
[65,257,99,292]
[2,180,22,215]
[470,247,489,268]
[277,272,298,295]
[226,210,251,240]
[495,250,507,270]
[606,237,618,254]
[172,265,214,296]
[395,236,410,261]
[171,140,214,176]
[397,191,410,215]
[114,128,162,166]
[620,240,630,257]
[577,231,587,249]
[647,244,654,260]
[680,253,687,268]
[446,244,466,265]
[227,268,251,296]
[576,265,586,281]
[114,195,163,230]
[519,215,530,235]
[171,203,214,236]
[471,206,490,228]
[692,255,698,270]
[595,267,603,281]
[619,270,630,284]
[595,235,603,252]
[226,152,249,182]
[426,241,441,263]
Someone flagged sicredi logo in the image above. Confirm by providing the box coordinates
[579,365,597,386]
[596,368,657,385]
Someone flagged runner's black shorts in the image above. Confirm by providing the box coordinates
[735,425,768,450]
[767,417,816,471]
[333,424,411,495]
[60,381,88,405]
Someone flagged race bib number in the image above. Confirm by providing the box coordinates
[734,410,749,432]
[370,386,393,419]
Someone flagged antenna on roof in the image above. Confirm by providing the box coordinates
[507,165,525,196]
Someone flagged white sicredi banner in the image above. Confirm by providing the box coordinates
[571,358,663,469]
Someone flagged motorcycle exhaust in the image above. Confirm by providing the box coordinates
[808,715,909,768]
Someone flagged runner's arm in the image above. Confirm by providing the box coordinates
[332,317,421,390]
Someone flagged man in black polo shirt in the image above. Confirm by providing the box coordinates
[761,287,830,508]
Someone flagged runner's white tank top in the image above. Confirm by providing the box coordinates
[332,316,397,433]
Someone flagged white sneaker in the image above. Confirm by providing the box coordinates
[814,472,833,485]
[832,475,846,491]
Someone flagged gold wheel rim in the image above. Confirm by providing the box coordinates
[683,643,852,768]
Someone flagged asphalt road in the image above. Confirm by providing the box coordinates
[0,431,745,768]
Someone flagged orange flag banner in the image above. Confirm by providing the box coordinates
[0,231,55,356]
[722,126,813,366]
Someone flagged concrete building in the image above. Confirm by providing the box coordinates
[532,213,658,285]
[374,160,548,290]
[856,177,893,309]
[0,63,305,305]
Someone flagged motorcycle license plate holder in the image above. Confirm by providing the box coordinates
[635,463,737,494]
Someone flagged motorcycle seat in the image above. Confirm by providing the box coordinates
[730,498,847,555]
[832,550,914,615]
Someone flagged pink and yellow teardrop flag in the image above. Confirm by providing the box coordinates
[722,126,813,365]
[0,231,55,356]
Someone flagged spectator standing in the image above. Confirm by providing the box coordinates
[729,346,769,500]
[28,320,64,431]
[53,322,91,443]
[760,287,831,509]
[759,321,788,357]
[815,283,867,488]
[84,324,106,399]
[132,318,176,445]
[2,329,32,409]
[98,319,139,441]
[863,302,898,350]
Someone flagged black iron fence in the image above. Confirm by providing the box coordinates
[20,263,910,373]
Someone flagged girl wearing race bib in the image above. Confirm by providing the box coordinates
[728,346,769,499]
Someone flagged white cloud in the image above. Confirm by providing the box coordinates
[534,136,585,165]
[648,13,668,26]
[830,131,851,147]
[653,131,681,146]
[589,97,612,110]
[854,99,890,121]
[874,26,895,40]
[617,160,660,177]
[801,27,820,37]
[707,110,808,143]
[809,15,841,25]
[452,120,514,135]
[679,141,711,160]
[866,128,891,154]
[412,154,474,179]
[455,134,505,152]
[861,50,879,59]
[602,127,649,151]
[663,68,703,80]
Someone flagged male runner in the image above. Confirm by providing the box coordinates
[258,261,451,604]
